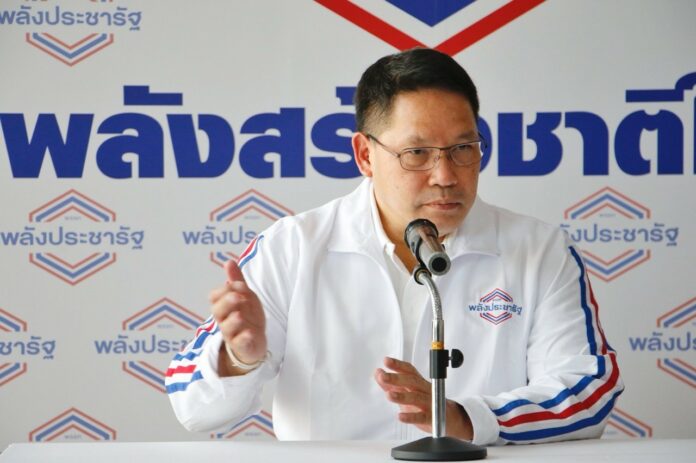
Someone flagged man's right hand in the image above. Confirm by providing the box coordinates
[209,260,267,376]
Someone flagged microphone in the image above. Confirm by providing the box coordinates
[404,219,451,276]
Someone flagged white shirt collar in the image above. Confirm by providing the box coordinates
[368,182,397,257]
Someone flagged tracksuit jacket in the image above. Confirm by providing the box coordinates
[166,179,624,445]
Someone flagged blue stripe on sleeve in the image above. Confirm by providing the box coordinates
[192,327,218,349]
[499,390,621,441]
[492,247,603,417]
[165,371,204,394]
[493,356,606,416]
[239,236,264,269]
[569,246,598,356]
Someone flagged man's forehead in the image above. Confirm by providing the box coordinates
[366,88,475,137]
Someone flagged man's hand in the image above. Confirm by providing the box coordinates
[209,260,267,376]
[375,357,473,440]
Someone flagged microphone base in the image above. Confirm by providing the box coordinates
[391,436,487,461]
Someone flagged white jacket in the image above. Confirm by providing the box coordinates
[166,179,623,445]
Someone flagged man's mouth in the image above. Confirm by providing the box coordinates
[423,200,461,210]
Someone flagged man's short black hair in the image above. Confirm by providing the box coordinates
[354,48,479,134]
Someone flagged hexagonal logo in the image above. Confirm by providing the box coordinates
[0,308,28,388]
[29,407,116,442]
[603,407,652,438]
[93,298,204,393]
[628,296,696,389]
[3,0,144,66]
[1,189,146,285]
[211,411,276,440]
[181,189,292,268]
[562,187,679,282]
[0,307,56,388]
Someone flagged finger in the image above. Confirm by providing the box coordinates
[211,291,247,323]
[225,282,250,299]
[377,368,430,393]
[217,309,264,344]
[209,279,252,305]
[218,311,248,340]
[225,260,247,284]
[208,284,229,304]
[384,357,421,375]
[398,411,430,426]
[224,329,266,364]
[214,293,264,328]
[374,368,405,393]
[387,390,431,410]
[225,291,264,326]
[211,290,238,322]
[228,328,261,353]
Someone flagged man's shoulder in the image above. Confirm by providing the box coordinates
[479,199,568,247]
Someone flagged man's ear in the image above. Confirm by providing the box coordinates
[352,132,373,177]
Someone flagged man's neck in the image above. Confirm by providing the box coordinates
[394,241,419,274]
[379,217,417,273]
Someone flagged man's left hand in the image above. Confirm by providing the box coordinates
[374,357,474,440]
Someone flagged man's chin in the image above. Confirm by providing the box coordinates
[423,214,463,238]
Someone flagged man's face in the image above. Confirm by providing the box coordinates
[354,88,480,242]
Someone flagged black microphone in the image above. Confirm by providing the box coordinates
[404,219,451,276]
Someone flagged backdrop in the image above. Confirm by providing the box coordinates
[0,0,694,447]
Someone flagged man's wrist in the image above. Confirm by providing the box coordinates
[447,400,474,440]
[224,342,266,371]
[217,340,271,378]
[217,343,257,377]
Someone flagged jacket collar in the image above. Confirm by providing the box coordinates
[446,195,501,259]
[327,178,500,259]
[327,178,381,256]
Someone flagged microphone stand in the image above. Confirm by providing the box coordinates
[391,265,487,461]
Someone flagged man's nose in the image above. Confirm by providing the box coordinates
[428,151,458,187]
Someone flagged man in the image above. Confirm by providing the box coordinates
[166,48,623,445]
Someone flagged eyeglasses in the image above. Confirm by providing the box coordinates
[366,133,486,171]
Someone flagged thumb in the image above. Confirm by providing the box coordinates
[225,259,246,284]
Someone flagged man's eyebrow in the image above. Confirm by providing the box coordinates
[403,136,428,145]
[456,130,478,141]
[404,131,478,146]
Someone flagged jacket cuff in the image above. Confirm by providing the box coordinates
[198,332,268,401]
[460,396,500,446]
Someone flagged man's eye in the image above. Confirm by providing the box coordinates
[404,148,428,156]
[452,144,473,153]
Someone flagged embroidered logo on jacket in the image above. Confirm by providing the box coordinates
[469,288,523,325]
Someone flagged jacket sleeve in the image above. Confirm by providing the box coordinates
[165,231,290,433]
[461,241,624,446]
